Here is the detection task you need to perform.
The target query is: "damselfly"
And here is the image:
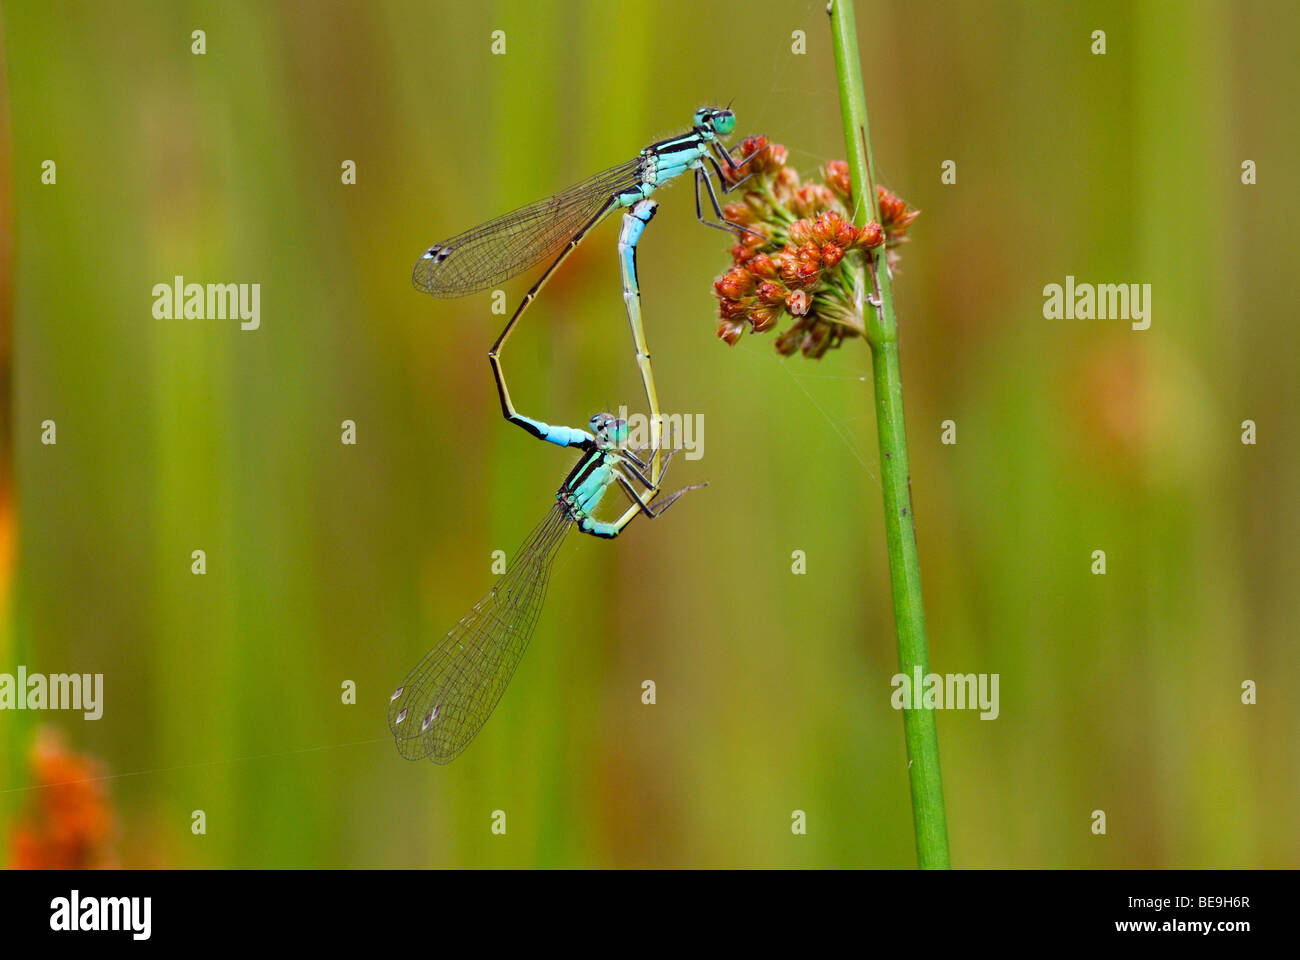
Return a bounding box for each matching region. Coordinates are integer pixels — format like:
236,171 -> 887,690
388,413 -> 703,763
412,107 -> 763,486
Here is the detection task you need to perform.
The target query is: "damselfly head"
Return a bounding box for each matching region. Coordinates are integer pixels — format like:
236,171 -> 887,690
590,412 -> 629,446
694,106 -> 736,137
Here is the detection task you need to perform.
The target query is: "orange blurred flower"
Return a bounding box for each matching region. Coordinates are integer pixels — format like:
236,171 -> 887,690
9,727 -> 116,869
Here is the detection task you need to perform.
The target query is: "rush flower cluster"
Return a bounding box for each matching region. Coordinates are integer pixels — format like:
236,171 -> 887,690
711,138 -> 919,358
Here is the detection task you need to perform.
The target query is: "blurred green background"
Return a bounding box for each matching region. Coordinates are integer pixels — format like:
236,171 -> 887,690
1,0 -> 1296,868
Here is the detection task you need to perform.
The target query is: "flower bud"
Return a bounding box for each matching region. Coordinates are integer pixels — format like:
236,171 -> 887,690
802,323 -> 832,358
775,167 -> 800,193
774,324 -> 803,356
878,185 -> 906,223
717,319 -> 745,345
716,297 -> 747,320
824,160 -> 851,199
857,221 -> 884,249
747,253 -> 778,279
713,267 -> 753,299
723,203 -> 751,224
811,211 -> 838,245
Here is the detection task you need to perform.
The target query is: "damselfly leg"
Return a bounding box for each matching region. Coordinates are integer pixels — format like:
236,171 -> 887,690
696,140 -> 774,239
488,199 -> 619,445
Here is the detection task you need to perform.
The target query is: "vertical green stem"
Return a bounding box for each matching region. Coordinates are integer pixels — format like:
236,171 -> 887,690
829,0 -> 950,869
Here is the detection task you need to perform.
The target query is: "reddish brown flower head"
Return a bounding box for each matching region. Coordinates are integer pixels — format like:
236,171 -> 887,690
708,134 -> 917,356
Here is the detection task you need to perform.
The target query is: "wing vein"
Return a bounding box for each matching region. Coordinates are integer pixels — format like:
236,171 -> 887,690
387,502 -> 573,763
412,156 -> 645,297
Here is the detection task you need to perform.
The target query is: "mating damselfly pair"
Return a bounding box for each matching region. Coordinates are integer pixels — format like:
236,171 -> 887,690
390,107 -> 764,763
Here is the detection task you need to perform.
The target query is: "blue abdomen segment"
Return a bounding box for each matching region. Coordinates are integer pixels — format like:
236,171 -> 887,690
519,417 -> 593,448
579,517 -> 621,539
619,201 -> 656,255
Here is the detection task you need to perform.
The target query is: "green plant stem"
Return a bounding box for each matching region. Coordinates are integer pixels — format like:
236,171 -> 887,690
829,0 -> 951,869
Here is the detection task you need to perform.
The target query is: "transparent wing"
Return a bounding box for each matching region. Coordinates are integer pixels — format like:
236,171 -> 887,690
388,502 -> 572,763
412,156 -> 646,298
